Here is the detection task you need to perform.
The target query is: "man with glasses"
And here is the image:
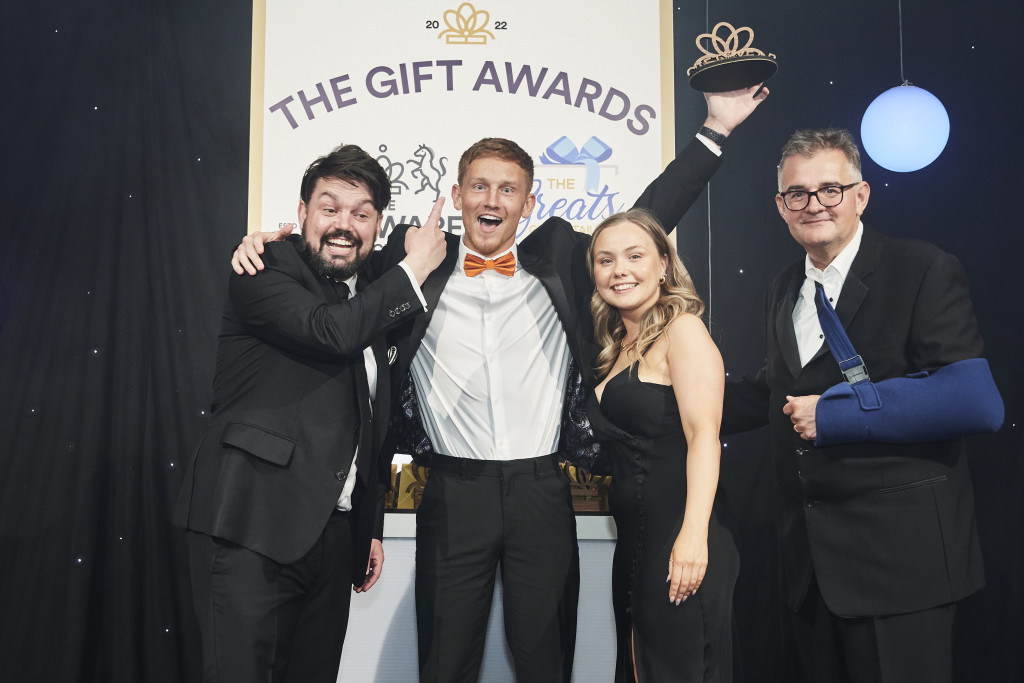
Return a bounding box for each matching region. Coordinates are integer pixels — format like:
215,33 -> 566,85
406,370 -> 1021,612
724,128 -> 986,682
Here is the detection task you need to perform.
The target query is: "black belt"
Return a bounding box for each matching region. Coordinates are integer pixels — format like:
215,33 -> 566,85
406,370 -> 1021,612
429,453 -> 560,478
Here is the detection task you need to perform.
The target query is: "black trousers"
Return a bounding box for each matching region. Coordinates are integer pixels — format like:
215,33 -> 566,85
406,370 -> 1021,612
415,453 -> 580,683
790,574 -> 957,683
186,510 -> 355,683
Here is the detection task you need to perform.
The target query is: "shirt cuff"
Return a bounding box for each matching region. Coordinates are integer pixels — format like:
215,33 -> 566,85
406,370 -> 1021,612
695,133 -> 723,157
397,261 -> 429,311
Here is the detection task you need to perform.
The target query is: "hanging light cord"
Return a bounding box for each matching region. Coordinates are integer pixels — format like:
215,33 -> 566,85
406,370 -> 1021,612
898,0 -> 911,85
704,1 -> 713,316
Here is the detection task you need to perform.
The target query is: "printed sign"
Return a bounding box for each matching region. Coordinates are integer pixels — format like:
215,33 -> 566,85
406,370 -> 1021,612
250,0 -> 675,241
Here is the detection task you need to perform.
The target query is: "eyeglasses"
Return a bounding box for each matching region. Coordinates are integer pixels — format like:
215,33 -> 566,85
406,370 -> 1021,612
779,182 -> 860,211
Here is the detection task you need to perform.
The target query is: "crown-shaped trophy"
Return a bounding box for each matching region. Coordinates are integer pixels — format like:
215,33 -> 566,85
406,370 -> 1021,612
687,21 -> 777,92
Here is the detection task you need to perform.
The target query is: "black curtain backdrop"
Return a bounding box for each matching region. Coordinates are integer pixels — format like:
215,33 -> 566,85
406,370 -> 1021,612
0,1 -> 1020,681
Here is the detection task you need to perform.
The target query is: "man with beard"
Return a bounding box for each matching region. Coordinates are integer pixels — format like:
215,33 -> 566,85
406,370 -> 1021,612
174,144 -> 446,683
234,86 -> 769,681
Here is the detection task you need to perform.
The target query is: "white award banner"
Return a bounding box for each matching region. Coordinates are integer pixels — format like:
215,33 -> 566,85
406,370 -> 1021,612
249,0 -> 676,242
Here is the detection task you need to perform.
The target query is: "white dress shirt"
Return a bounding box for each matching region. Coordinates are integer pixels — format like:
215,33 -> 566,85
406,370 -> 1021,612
402,131 -> 714,460
792,222 -> 864,367
410,241 -> 571,460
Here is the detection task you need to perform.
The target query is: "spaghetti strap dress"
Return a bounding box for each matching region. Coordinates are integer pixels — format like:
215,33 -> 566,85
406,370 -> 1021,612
590,364 -> 739,682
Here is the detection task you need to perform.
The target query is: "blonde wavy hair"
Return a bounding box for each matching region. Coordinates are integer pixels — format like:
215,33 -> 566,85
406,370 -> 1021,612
587,208 -> 705,379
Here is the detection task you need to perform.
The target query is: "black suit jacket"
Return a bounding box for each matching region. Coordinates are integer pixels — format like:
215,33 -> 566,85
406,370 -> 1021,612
174,237 -> 423,583
377,138 -> 723,468
724,226 -> 986,616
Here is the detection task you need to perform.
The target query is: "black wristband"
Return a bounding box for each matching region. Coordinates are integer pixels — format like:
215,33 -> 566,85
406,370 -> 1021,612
698,125 -> 727,147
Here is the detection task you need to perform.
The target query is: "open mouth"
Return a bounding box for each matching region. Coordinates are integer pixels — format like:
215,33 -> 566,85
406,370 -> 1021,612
612,283 -> 638,292
478,214 -> 502,229
322,231 -> 360,256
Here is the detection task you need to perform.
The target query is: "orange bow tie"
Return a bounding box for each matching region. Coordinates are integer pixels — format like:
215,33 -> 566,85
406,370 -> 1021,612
463,252 -> 516,277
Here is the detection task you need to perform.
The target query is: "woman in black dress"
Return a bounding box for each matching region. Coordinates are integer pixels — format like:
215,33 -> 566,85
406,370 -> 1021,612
587,208 -> 738,682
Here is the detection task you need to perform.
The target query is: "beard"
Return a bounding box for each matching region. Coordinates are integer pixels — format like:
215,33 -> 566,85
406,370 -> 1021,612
298,226 -> 370,281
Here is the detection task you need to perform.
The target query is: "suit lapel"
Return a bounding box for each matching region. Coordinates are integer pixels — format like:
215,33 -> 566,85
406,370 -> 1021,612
518,249 -> 572,321
798,228 -> 881,370
518,245 -> 588,379
407,232 -> 460,356
351,350 -> 373,482
347,276 -> 372,480
835,228 -> 881,329
369,336 -> 390,456
776,271 -> 804,379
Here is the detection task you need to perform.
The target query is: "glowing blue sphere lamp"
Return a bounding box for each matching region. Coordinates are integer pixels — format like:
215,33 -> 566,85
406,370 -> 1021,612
860,0 -> 950,172
861,84 -> 949,172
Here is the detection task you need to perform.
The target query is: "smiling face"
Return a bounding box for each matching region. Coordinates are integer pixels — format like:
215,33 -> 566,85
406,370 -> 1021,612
591,220 -> 668,320
452,156 -> 536,258
298,176 -> 382,280
776,149 -> 870,269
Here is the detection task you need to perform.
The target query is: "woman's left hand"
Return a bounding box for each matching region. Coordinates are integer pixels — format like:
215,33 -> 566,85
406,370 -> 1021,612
667,526 -> 708,605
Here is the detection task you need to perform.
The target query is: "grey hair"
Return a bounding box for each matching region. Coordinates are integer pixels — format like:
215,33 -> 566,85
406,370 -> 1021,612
777,128 -> 862,190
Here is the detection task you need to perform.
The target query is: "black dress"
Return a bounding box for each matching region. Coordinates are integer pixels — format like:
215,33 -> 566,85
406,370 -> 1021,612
591,364 -> 739,682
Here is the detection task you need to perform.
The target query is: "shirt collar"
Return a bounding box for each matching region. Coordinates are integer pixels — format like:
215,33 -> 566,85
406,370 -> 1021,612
803,221 -> 863,284
326,273 -> 357,297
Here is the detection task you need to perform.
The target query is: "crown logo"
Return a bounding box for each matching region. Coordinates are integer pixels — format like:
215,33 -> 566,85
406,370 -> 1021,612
687,21 -> 776,75
438,2 -> 495,45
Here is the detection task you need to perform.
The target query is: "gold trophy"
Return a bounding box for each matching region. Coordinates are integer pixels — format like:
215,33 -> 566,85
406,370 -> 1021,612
687,21 -> 777,92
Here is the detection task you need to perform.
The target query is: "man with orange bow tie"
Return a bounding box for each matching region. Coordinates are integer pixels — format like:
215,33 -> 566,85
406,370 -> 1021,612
233,85 -> 768,682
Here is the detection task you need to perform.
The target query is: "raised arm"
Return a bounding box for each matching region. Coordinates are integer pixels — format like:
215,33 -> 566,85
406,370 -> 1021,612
229,199 -> 446,361
633,83 -> 769,231
702,84 -> 771,142
232,225 -> 293,275
233,198 -> 447,282
228,246 -> 423,362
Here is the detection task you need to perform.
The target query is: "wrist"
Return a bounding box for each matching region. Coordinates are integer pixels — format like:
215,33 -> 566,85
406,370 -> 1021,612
678,520 -> 710,538
401,258 -> 425,285
698,124 -> 728,147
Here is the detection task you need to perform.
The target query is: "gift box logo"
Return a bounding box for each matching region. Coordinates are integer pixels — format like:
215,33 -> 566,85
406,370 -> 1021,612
539,136 -> 613,192
438,2 -> 495,45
